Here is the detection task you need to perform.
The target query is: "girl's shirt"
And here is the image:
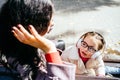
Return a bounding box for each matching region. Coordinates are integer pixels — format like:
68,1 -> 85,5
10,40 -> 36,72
78,48 -> 89,64
61,45 -> 105,76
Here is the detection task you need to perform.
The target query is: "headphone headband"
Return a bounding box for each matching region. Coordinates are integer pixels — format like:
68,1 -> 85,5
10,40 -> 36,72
76,39 -> 82,48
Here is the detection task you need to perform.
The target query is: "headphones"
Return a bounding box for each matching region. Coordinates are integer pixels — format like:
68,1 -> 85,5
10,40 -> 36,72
91,51 -> 101,59
76,38 -> 82,48
76,38 -> 101,59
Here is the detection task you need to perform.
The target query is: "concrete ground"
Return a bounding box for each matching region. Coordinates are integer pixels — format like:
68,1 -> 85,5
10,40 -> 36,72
46,0 -> 120,53
47,1 -> 120,78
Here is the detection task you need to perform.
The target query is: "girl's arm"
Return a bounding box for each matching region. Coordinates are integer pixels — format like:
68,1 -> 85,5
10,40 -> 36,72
96,57 -> 105,76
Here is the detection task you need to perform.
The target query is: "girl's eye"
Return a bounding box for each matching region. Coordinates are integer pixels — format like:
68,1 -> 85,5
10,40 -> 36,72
81,41 -> 87,47
88,47 -> 96,53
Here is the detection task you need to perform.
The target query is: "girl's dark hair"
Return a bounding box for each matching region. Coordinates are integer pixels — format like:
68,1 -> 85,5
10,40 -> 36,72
80,31 -> 106,51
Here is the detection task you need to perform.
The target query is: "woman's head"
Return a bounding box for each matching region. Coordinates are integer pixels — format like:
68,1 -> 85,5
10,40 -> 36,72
0,0 -> 54,34
0,0 -> 54,75
0,0 -> 54,48
77,31 -> 105,58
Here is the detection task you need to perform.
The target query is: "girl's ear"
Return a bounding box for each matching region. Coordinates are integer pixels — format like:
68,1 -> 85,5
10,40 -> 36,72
76,38 -> 82,48
91,51 -> 101,59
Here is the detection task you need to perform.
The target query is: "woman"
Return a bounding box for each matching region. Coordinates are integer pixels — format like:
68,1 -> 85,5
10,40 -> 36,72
0,0 -> 75,80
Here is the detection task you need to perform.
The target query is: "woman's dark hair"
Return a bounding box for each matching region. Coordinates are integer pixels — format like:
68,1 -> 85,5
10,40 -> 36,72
0,0 -> 54,50
0,0 -> 54,79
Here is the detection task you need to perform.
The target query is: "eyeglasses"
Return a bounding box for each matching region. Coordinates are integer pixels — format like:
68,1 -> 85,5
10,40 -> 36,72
81,41 -> 97,53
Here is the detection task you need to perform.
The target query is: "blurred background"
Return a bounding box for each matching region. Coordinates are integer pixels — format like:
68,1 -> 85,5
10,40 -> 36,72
45,0 -> 120,56
0,0 -> 120,59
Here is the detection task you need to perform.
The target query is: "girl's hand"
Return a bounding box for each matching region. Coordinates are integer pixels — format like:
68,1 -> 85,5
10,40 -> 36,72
12,24 -> 57,53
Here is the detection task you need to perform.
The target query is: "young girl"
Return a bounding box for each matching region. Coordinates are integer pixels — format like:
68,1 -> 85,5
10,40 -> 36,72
61,31 -> 106,76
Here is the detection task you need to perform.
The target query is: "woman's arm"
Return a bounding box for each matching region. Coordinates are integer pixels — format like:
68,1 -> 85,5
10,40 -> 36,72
12,24 -> 62,64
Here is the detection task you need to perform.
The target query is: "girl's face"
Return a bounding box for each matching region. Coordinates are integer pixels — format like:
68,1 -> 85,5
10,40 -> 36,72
79,35 -> 99,58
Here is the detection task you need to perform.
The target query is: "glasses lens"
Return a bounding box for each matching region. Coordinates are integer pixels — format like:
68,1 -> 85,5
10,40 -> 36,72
81,41 -> 97,53
81,41 -> 87,48
88,47 -> 96,53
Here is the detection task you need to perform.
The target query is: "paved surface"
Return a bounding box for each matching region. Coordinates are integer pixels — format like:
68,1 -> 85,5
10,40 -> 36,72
46,0 -> 120,52
76,75 -> 119,80
105,62 -> 120,67
0,0 -> 120,52
52,0 -> 120,13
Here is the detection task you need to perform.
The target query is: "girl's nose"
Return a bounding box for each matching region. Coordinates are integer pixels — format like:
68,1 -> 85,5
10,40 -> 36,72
84,47 -> 88,52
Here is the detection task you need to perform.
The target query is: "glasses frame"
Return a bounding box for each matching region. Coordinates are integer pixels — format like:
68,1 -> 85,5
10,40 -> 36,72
80,40 -> 97,53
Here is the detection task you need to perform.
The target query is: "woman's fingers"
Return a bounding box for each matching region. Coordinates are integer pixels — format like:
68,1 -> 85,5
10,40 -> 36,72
17,24 -> 34,41
12,25 -> 34,45
12,26 -> 26,43
28,25 -> 57,53
28,25 -> 38,36
28,25 -> 42,40
12,24 -> 57,53
28,25 -> 48,44
28,25 -> 46,46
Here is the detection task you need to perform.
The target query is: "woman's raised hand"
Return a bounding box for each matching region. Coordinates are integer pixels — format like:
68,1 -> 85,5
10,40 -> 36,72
12,24 -> 57,53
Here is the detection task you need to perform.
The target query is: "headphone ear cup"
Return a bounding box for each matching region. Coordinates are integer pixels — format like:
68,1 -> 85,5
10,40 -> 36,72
91,51 -> 101,59
76,39 -> 82,48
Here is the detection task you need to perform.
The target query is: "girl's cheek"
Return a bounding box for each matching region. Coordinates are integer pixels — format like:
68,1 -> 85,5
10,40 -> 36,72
86,53 -> 91,58
89,53 -> 94,58
80,46 -> 84,51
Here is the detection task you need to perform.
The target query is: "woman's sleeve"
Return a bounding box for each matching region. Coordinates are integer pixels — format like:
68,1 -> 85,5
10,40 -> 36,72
36,61 -> 76,80
45,52 -> 62,64
37,49 -> 76,80
47,62 -> 76,80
